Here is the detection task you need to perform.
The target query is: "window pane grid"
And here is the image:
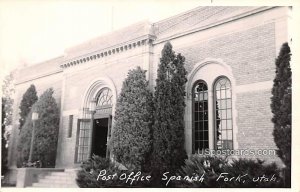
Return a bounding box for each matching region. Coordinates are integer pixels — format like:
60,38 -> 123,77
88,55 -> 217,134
76,120 -> 91,163
96,88 -> 113,107
215,77 -> 233,150
193,81 -> 209,152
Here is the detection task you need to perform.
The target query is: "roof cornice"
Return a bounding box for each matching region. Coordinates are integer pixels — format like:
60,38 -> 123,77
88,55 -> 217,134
60,34 -> 156,69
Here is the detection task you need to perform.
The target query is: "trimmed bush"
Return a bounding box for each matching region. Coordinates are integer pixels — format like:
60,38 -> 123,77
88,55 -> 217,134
151,42 -> 187,178
224,158 -> 282,188
19,84 -> 38,130
176,155 -> 228,187
110,66 -> 153,171
76,155 -> 121,187
76,155 -> 152,187
270,42 -> 291,187
17,88 -> 59,167
176,155 -> 283,188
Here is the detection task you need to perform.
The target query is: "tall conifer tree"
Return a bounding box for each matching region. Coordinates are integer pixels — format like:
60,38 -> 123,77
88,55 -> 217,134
152,42 -> 187,177
1,73 -> 14,175
271,42 -> 291,186
17,88 -> 59,167
111,67 -> 153,171
19,84 -> 38,130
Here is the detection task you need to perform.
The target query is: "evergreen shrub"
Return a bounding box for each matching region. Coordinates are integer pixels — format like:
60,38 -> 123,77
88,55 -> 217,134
271,42 -> 291,187
176,155 -> 228,187
19,84 -> 38,130
151,42 -> 187,179
17,88 -> 59,167
176,155 -> 283,188
76,155 -> 152,188
110,66 -> 153,171
17,111 -> 33,167
76,155 -> 121,188
224,158 -> 282,188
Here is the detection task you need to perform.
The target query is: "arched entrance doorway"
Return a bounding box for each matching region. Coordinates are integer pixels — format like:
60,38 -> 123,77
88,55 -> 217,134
75,77 -> 117,163
91,87 -> 113,158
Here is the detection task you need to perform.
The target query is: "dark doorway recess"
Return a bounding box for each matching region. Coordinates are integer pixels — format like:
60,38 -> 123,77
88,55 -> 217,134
91,118 -> 108,158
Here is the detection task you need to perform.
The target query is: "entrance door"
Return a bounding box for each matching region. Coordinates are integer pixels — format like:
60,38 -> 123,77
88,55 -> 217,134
91,118 -> 108,157
75,87 -> 113,163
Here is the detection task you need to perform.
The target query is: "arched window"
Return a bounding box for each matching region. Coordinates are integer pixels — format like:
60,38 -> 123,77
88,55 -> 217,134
96,87 -> 113,107
214,77 -> 233,150
193,80 -> 209,153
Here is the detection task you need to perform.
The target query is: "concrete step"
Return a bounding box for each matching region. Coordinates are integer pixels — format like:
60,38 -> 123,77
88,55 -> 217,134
30,169 -> 78,188
65,168 -> 79,173
50,172 -> 76,176
39,178 -> 75,184
31,182 -> 78,188
41,175 -> 76,180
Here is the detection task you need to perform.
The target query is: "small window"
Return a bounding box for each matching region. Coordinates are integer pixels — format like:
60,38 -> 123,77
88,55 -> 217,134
68,115 -> 73,138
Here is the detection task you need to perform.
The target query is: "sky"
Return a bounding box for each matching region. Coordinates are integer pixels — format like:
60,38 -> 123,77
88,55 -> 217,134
0,0 -> 205,76
0,0 -> 298,77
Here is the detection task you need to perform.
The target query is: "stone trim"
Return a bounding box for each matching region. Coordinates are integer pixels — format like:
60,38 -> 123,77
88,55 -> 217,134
60,35 -> 156,69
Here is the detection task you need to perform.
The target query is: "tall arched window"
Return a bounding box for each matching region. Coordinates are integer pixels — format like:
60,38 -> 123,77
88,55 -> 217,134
214,77 -> 233,150
193,80 -> 209,153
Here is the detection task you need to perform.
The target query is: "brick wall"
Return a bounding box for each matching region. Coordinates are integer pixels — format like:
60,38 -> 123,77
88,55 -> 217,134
236,90 -> 281,163
55,115 -> 78,167
177,23 -> 276,86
